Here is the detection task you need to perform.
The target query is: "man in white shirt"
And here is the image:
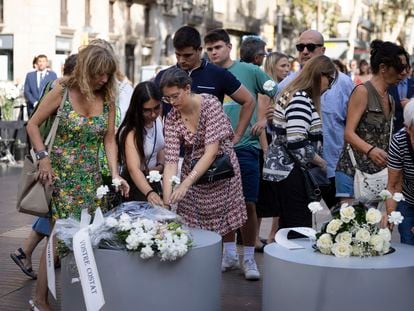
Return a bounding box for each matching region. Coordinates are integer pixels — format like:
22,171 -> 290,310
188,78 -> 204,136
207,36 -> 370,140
23,54 -> 57,115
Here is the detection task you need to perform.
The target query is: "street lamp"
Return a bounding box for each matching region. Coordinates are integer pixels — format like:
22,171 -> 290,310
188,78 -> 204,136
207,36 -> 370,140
276,11 -> 283,52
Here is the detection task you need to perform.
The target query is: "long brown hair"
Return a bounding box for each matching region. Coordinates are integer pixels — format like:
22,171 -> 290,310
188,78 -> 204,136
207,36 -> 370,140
63,44 -> 117,103
278,55 -> 337,113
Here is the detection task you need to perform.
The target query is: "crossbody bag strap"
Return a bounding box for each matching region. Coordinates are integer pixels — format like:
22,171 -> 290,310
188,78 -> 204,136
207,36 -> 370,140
347,145 -> 358,168
145,120 -> 157,168
44,88 -> 68,153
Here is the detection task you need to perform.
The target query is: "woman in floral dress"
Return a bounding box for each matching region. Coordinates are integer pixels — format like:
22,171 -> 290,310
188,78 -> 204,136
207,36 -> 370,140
161,68 -> 246,237
26,44 -> 129,311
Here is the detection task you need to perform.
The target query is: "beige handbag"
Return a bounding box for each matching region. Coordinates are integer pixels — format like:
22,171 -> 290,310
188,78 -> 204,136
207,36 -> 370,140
16,89 -> 67,216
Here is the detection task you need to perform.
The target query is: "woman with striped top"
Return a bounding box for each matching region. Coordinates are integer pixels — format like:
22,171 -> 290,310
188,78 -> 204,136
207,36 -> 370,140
386,100 -> 414,245
263,55 -> 337,232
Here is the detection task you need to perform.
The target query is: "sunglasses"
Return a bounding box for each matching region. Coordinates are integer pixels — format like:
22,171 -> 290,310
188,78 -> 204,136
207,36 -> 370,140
295,43 -> 323,52
324,73 -> 336,88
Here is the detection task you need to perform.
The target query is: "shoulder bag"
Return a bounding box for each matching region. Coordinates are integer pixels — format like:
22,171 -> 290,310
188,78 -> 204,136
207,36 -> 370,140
189,111 -> 234,185
16,89 -> 67,216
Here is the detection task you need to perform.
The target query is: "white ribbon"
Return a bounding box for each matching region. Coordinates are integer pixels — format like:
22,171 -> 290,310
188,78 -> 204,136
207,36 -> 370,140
46,228 -> 56,299
275,227 -> 316,250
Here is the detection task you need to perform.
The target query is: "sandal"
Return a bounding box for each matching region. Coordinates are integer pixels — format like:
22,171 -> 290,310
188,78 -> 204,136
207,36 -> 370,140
10,248 -> 37,280
29,299 -> 40,311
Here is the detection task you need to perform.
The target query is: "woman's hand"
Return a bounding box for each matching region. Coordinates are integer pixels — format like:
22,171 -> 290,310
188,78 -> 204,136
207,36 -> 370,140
368,147 -> 387,167
147,191 -> 164,206
169,183 -> 189,204
112,175 -> 130,198
37,157 -> 54,186
251,119 -> 267,136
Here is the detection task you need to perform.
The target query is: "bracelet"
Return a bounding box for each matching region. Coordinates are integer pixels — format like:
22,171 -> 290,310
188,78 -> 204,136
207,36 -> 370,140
189,170 -> 198,180
366,146 -> 376,156
145,190 -> 155,200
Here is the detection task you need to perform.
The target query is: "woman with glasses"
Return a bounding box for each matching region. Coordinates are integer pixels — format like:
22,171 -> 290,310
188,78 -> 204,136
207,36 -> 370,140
336,40 -> 409,204
263,55 -> 337,233
117,81 -> 165,206
160,67 -> 247,242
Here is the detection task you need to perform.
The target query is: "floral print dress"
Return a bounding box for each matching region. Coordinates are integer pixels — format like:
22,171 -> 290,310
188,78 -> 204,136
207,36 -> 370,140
50,94 -> 108,220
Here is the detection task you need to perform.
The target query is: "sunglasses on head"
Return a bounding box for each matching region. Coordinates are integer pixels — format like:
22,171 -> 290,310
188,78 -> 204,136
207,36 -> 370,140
295,43 -> 323,52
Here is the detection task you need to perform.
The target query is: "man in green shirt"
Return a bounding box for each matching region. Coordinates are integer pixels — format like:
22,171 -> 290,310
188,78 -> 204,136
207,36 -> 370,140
204,29 -> 277,280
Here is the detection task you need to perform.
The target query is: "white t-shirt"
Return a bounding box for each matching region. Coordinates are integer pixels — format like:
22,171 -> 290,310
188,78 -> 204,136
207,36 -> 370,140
144,117 -> 164,168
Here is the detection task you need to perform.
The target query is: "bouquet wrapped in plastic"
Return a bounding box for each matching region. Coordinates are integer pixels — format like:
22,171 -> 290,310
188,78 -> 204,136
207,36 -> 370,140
55,201 -> 192,261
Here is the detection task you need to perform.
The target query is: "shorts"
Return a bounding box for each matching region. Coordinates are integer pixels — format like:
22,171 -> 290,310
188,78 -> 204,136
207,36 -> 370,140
235,146 -> 260,203
32,217 -> 52,236
335,171 -> 354,198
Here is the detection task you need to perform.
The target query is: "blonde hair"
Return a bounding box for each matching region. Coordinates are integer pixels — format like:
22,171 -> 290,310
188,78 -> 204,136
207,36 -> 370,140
277,55 -> 337,113
63,44 -> 117,102
264,52 -> 289,82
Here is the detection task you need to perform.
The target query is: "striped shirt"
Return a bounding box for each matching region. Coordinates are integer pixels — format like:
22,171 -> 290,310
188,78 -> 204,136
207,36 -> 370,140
263,90 -> 323,182
387,128 -> 414,204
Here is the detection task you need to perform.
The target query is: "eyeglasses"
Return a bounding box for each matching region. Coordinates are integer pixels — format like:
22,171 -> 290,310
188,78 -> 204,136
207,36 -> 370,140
295,43 -> 324,52
162,92 -> 182,104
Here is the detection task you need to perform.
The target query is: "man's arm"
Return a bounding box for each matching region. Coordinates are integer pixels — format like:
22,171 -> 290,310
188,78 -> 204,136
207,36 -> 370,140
228,85 -> 255,144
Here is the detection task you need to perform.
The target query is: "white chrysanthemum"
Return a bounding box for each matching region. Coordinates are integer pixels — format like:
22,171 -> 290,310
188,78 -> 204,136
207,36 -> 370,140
379,189 -> 392,200
112,178 -> 122,188
392,192 -> 405,202
140,245 -> 155,259
105,217 -> 118,228
125,232 -> 140,250
388,211 -> 404,225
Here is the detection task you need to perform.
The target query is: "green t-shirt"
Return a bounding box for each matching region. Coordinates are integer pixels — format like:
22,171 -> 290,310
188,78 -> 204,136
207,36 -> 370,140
223,61 -> 277,149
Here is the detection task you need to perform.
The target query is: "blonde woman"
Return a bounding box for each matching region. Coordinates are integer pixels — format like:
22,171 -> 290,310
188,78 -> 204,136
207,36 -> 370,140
263,55 -> 337,234
26,44 -> 129,310
256,52 -> 290,248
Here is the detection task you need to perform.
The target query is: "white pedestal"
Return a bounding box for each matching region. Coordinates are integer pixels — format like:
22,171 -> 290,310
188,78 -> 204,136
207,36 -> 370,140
61,229 -> 222,311
263,239 -> 414,311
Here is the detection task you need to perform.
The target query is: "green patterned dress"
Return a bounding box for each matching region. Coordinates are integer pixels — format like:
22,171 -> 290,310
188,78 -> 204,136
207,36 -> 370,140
50,95 -> 109,220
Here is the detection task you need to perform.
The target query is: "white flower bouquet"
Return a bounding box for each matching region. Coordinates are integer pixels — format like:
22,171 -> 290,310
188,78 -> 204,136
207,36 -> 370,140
315,199 -> 404,257
0,81 -> 20,120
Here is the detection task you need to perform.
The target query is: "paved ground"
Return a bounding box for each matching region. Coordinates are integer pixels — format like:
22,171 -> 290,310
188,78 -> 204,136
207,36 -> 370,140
0,163 -> 381,311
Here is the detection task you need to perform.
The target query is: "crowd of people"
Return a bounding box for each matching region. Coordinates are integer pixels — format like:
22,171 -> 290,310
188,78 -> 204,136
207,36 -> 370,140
9,25 -> 414,311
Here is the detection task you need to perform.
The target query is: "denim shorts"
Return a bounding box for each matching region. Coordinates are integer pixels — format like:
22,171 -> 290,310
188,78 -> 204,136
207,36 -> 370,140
397,200 -> 414,245
235,146 -> 260,203
335,171 -> 354,198
32,216 -> 52,236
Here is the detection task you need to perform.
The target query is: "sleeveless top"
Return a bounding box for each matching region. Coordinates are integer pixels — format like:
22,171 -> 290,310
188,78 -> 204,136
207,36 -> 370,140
336,81 -> 394,176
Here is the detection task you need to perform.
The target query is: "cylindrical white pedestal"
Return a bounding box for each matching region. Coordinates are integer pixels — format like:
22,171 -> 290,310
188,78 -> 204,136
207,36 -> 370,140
263,239 -> 414,311
61,229 -> 222,311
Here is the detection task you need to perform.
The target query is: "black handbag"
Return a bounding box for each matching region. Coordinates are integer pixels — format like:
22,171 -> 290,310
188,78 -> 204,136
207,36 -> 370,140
190,153 -> 235,185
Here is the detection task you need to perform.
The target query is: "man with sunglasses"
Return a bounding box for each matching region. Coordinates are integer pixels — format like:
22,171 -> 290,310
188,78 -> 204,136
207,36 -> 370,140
277,29 -> 354,209
155,26 -> 255,145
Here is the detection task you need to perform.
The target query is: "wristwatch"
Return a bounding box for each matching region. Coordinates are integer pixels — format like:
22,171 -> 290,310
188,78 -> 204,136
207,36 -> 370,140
35,150 -> 49,160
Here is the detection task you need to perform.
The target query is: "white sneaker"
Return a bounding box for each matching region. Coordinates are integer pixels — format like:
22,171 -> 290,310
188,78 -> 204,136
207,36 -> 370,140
221,253 -> 240,272
243,258 -> 260,280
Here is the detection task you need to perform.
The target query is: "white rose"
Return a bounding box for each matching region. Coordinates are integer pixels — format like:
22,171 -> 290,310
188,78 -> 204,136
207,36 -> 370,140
335,231 -> 352,244
147,170 -> 162,183
369,234 -> 384,252
379,189 -> 392,200
319,247 -> 332,255
378,228 -> 392,242
326,219 -> 343,235
340,205 -> 355,223
308,201 -> 323,214
365,208 -> 382,225
316,233 -> 333,250
263,79 -> 276,92
105,217 -> 118,228
355,228 -> 371,242
331,242 -> 352,257
352,244 -> 363,256
112,178 -> 122,188
392,192 -> 405,202
388,211 -> 404,225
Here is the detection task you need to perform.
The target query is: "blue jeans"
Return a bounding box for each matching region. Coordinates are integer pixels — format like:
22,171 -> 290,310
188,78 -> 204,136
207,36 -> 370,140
397,200 -> 414,245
